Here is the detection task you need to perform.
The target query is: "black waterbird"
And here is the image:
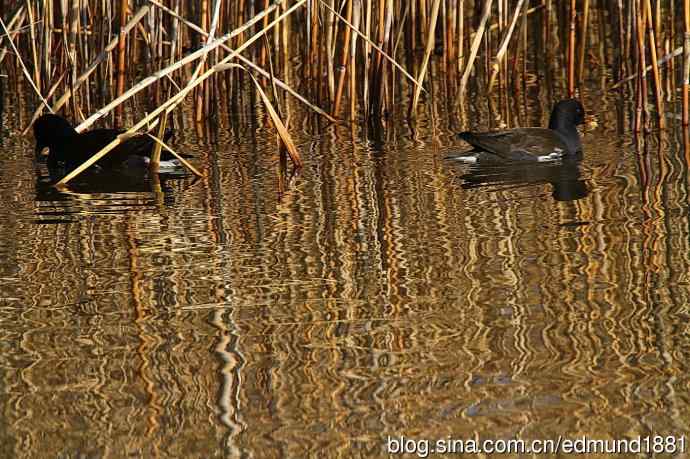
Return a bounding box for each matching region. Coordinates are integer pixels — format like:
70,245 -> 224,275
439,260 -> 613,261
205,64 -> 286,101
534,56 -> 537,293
448,99 -> 585,164
33,113 -> 184,172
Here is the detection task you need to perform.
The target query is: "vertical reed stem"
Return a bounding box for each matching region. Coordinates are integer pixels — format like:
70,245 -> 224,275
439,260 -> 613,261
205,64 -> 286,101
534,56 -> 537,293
635,0 -> 649,132
25,0 -> 40,91
643,0 -> 665,129
332,0 -> 353,117
568,0 -> 577,97
576,0 -> 589,84
410,0 -> 440,116
457,0 -> 464,72
150,115 -> 167,173
362,0 -> 371,108
326,0 -> 336,104
460,0 -> 492,98
683,0 -> 690,127
488,0 -> 526,92
349,0 -> 361,121
116,0 -> 128,120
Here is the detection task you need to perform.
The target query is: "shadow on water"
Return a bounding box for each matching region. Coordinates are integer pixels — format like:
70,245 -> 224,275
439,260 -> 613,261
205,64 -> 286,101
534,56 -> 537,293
450,156 -> 589,202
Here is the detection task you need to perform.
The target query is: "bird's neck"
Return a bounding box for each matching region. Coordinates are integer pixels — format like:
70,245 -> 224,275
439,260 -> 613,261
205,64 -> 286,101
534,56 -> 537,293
549,118 -> 581,152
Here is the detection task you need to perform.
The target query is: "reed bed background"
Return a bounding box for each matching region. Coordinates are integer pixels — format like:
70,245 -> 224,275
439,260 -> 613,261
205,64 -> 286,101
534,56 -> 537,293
2,0 -> 690,179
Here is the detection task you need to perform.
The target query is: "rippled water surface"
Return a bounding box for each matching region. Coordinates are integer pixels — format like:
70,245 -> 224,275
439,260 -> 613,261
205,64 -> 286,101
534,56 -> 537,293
1,93 -> 690,458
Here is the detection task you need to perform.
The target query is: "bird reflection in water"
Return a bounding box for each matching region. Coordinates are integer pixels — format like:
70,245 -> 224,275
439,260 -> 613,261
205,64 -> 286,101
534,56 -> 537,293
451,155 -> 588,202
32,162 -> 196,224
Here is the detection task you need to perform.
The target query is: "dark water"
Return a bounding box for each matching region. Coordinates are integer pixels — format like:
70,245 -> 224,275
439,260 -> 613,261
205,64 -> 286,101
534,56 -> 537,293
1,92 -> 690,458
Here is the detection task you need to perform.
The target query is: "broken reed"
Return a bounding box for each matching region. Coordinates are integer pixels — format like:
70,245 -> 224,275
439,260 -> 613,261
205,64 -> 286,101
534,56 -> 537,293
2,0 -> 690,149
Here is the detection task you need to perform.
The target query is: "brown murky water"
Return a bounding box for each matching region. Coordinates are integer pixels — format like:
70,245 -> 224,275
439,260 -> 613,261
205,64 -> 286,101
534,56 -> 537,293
1,90 -> 690,458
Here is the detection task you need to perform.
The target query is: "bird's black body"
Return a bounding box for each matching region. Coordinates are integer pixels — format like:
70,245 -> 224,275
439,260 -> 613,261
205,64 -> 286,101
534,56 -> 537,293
450,99 -> 586,164
33,114 -> 179,171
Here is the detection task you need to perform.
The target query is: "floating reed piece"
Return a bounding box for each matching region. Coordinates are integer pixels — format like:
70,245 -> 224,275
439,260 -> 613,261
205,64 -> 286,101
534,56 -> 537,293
4,0 -> 690,176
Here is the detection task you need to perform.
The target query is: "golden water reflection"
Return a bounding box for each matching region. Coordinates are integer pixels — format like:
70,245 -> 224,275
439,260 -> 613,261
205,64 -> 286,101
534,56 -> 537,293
1,96 -> 690,458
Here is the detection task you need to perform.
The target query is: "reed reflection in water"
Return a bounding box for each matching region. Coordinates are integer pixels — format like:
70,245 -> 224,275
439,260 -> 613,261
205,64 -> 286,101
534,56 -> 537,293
1,93 -> 690,457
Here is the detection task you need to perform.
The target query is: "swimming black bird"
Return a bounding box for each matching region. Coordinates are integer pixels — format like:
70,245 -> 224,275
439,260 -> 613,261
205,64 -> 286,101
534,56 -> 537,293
448,99 -> 585,164
33,113 -> 183,172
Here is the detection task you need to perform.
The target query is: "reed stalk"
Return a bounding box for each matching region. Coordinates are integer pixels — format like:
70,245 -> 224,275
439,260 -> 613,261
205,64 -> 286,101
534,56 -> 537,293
147,131 -> 203,177
244,69 -> 302,166
457,0 -> 464,72
488,0 -> 526,92
616,0 -> 627,80
306,0 -> 312,64
635,0 -> 650,132
683,0 -> 690,127
262,34 -> 281,116
349,0 -> 361,121
25,0 -> 39,91
576,0 -> 589,85
368,0 -> 386,117
325,0 -> 336,103
568,0 -> 577,97
195,0 -> 222,121
668,0 -> 675,102
410,0 -> 440,116
643,0 -> 665,128
610,45 -> 683,88
116,0 -> 128,120
362,0 -> 371,107
446,0 -> 456,76
149,114 -> 167,173
332,0 -> 353,117
459,0 -> 492,98
381,0 -> 393,114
